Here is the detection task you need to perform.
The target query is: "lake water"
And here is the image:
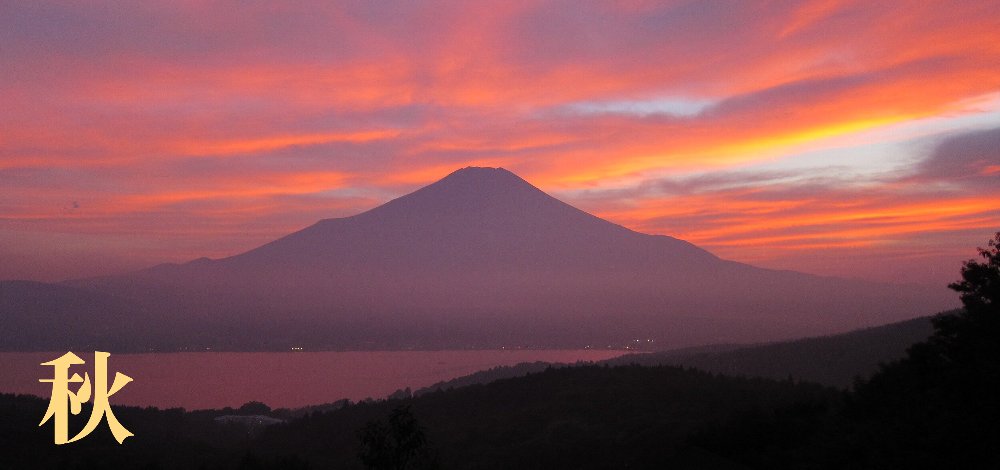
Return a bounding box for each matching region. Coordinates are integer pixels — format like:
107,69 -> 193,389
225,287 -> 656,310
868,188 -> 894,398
0,350 -> 624,410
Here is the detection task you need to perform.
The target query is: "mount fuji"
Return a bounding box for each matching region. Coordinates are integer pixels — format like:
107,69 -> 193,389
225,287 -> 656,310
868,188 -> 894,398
2,167 -> 956,350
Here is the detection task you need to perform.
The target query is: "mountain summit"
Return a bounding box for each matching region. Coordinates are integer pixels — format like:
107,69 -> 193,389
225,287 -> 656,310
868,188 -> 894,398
8,168 -> 957,351
233,166 -> 715,272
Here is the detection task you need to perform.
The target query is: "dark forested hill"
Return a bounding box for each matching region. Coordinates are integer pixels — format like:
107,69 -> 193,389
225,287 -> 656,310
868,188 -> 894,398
415,314 -> 940,394
0,364 -> 841,470
612,314 -> 940,388
257,365 -> 839,470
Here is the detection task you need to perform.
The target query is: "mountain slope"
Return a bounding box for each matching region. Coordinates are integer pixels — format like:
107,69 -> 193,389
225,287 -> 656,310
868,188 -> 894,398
238,167 -> 719,272
17,167 -> 958,350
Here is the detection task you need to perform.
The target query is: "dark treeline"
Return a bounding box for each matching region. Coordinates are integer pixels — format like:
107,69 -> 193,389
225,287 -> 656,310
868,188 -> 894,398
2,233 -> 998,469
1,365 -> 840,469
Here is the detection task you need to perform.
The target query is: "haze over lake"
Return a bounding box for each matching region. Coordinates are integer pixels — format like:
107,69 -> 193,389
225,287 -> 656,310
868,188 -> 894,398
1,350 -> 625,410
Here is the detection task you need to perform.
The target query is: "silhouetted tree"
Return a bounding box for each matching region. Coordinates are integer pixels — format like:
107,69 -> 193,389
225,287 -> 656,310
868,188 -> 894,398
847,231 -> 1000,468
357,405 -> 439,470
238,401 -> 272,415
910,230 -> 1000,370
949,231 -> 1000,313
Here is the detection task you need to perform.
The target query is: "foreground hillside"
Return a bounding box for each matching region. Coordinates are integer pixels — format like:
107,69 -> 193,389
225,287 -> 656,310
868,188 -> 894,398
0,365 -> 839,469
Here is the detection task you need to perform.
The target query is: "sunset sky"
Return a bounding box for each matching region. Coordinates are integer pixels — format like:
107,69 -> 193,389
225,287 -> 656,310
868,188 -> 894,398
2,0 -> 998,285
